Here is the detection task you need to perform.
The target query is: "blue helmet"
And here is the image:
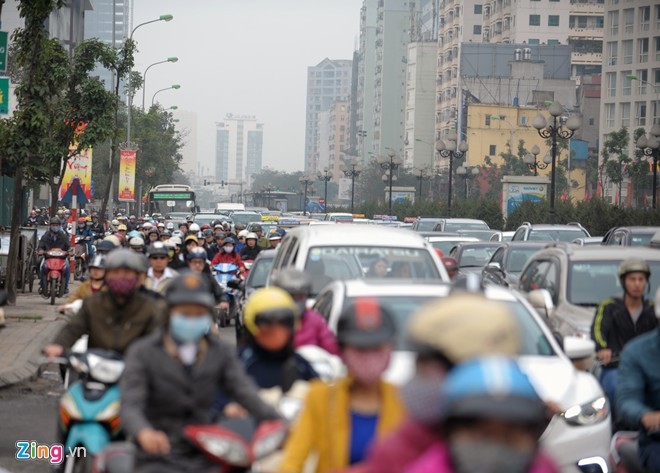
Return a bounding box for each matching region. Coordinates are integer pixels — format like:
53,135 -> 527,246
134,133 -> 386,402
223,237 -> 236,245
187,247 -> 208,261
442,357 -> 546,425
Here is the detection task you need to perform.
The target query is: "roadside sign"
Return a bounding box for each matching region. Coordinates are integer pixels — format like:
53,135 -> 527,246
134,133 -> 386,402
0,77 -> 9,114
0,31 -> 7,72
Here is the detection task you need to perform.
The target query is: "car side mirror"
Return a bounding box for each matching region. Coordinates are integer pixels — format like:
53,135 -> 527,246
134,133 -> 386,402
562,336 -> 595,360
527,289 -> 555,319
227,278 -> 243,290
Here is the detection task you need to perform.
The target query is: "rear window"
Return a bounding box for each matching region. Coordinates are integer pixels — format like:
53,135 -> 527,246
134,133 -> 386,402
528,229 -> 588,242
631,233 -> 655,246
246,256 -> 275,290
444,222 -> 489,232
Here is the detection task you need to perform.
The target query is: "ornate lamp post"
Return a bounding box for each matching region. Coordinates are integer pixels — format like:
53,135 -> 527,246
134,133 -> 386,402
636,124 -> 660,209
532,102 -> 581,224
436,133 -> 468,217
299,174 -> 314,216
141,57 -> 178,110
377,149 -> 403,214
341,158 -> 363,213
523,144 -> 551,176
412,166 -> 433,200
456,166 -> 479,199
317,167 -> 333,210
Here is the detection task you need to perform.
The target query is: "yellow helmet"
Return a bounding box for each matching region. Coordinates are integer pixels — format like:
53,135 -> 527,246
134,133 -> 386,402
243,287 -> 299,336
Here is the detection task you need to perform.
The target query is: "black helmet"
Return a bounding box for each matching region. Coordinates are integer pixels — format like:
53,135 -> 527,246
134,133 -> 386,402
96,240 -> 116,254
272,269 -> 312,296
252,224 -> 263,232
49,217 -> 61,225
147,242 -> 169,258
88,255 -> 105,269
337,298 -> 396,348
105,249 -> 148,273
166,271 -> 215,310
187,247 -> 208,261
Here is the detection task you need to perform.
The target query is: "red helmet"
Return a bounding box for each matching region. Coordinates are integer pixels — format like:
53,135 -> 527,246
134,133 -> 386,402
78,217 -> 85,224
441,256 -> 458,272
201,224 -> 212,230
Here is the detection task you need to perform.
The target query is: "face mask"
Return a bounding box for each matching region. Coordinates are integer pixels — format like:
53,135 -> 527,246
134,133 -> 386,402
51,226 -> 61,233
106,276 -> 138,298
342,346 -> 391,384
401,374 -> 446,425
170,314 -> 212,344
224,246 -> 234,253
450,439 -> 535,473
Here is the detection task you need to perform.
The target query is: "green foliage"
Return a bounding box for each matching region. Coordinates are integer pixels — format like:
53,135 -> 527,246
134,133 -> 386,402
601,128 -> 630,205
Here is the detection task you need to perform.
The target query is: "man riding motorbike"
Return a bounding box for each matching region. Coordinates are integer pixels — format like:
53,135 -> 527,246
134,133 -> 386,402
186,247 -> 229,313
38,217 -> 71,295
63,255 -> 106,305
144,242 -> 179,295
239,232 -> 262,261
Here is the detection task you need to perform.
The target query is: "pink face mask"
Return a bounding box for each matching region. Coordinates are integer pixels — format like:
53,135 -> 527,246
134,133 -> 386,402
342,346 -> 392,384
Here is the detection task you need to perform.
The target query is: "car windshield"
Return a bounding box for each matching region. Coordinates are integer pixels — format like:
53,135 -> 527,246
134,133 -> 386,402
246,256 -> 275,290
528,229 -> 588,242
193,215 -> 218,226
508,247 -> 543,273
429,240 -> 467,254
457,245 -> 501,268
416,221 -> 439,231
341,295 -> 554,355
444,222 -> 489,232
568,260 -> 660,306
231,213 -> 262,225
305,246 -> 441,295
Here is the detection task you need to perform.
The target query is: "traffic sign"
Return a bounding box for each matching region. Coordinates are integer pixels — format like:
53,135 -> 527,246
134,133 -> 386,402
0,77 -> 9,114
0,31 -> 7,72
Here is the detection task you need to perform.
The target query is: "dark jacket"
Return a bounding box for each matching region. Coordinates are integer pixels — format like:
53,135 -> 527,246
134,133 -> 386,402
591,297 -> 657,367
38,230 -> 71,252
239,245 -> 261,261
121,330 -> 279,471
238,342 -> 318,391
53,291 -> 166,354
617,329 -> 660,446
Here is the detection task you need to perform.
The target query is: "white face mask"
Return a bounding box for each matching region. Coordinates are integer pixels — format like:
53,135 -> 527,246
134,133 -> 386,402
224,246 -> 234,253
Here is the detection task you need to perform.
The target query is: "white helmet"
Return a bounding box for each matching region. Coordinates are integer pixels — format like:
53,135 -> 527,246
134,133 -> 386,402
129,236 -> 145,247
143,222 -> 154,229
238,229 -> 249,238
189,223 -> 200,232
246,232 -> 258,240
111,219 -> 119,226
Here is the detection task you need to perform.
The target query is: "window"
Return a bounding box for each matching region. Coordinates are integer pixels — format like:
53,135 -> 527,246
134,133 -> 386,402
640,6 -> 650,31
622,40 -> 633,64
621,102 -> 630,127
607,72 -> 617,97
635,101 -> 647,126
607,41 -> 618,65
473,25 -> 482,34
605,103 -> 616,128
548,39 -> 560,44
656,5 -> 660,30
639,38 -> 649,62
528,38 -> 540,44
653,101 -> 660,125
474,4 -> 482,14
529,14 -> 541,26
636,69 -> 648,94
623,9 -> 634,33
609,10 -> 619,36
622,71 -> 632,96
548,15 -> 560,26
485,114 -> 491,126
655,68 -> 660,86
656,37 -> 660,62
489,144 -> 497,155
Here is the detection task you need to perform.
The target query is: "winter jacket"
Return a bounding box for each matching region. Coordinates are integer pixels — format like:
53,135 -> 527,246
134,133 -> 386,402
405,442 -> 559,473
144,267 -> 178,295
121,329 -> 280,472
278,377 -> 406,473
591,297 -> 657,367
294,309 -> 340,355
210,250 -> 245,270
53,290 -> 166,354
38,230 -> 71,252
239,342 -> 318,390
239,244 -> 262,261
617,328 -> 660,446
66,280 -> 106,303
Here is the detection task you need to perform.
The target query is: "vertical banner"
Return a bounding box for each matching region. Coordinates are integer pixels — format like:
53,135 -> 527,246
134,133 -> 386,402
118,149 -> 137,202
59,148 -> 93,201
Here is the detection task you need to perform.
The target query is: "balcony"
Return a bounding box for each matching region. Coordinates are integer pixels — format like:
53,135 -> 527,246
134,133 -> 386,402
571,51 -> 603,64
570,1 -> 604,15
568,27 -> 603,39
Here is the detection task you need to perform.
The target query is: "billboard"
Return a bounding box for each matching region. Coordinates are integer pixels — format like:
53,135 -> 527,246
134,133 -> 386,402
504,182 -> 547,218
118,149 -> 136,202
59,148 -> 93,201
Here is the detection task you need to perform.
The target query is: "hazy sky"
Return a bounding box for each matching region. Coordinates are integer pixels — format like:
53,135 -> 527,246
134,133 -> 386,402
132,1 -> 360,174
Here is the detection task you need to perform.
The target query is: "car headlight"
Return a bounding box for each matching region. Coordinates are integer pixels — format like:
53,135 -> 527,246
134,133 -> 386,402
563,397 -> 609,426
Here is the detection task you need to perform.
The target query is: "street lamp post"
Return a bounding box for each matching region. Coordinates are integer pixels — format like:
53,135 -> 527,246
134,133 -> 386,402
436,133 -> 468,217
523,144 -> 551,176
456,166 -> 479,199
412,166 -> 433,200
142,57 -> 178,110
532,102 -> 581,224
151,84 -> 181,107
299,174 -> 314,216
130,14 -> 173,40
317,167 -> 333,210
341,158 -> 363,213
636,125 -> 660,209
377,149 -> 403,215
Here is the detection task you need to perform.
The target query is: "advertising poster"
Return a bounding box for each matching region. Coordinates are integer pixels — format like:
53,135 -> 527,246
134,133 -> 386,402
58,148 -> 93,201
118,149 -> 137,202
507,183 -> 546,216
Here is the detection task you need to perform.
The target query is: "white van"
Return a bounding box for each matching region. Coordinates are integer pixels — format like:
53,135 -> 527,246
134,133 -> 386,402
216,203 -> 245,214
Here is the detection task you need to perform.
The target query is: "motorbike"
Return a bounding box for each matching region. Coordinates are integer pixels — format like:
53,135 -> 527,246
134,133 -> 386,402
609,431 -> 648,473
213,263 -> 240,328
42,248 -> 68,305
74,237 -> 90,281
54,349 -> 125,473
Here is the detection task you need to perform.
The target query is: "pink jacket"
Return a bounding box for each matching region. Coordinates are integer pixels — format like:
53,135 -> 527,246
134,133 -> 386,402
405,443 -> 560,473
293,309 -> 340,355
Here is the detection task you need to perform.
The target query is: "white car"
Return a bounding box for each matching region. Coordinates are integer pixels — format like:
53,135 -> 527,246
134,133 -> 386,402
313,279 -> 611,473
424,234 -> 479,255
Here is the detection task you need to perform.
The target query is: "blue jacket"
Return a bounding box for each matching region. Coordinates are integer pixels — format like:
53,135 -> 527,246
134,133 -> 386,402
617,328 -> 660,446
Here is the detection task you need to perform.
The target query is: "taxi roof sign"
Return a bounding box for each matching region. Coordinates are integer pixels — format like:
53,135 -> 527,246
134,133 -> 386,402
261,215 -> 280,222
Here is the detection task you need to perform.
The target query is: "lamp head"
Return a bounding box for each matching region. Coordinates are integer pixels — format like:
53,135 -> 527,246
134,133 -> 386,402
471,167 -> 479,175
458,141 -> 469,153
531,144 -> 541,156
648,137 -> 660,150
637,134 -> 649,149
566,115 -> 581,131
167,57 -> 179,63
532,114 -> 547,130
446,141 -> 457,152
524,154 -> 534,164
381,174 -> 388,182
456,166 -> 467,175
435,140 -> 446,152
548,101 -> 563,117
543,153 -> 552,164
447,131 -> 458,141
351,158 -> 358,166
650,124 -> 660,137
160,14 -> 174,22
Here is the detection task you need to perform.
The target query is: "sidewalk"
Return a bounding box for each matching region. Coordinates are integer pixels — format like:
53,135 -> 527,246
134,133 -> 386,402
0,288 -> 74,387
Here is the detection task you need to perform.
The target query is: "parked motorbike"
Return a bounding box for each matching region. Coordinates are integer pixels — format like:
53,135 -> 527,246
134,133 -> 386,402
213,263 -> 240,328
608,431 -> 648,473
42,248 -> 68,305
54,349 -> 125,473
74,237 -> 89,281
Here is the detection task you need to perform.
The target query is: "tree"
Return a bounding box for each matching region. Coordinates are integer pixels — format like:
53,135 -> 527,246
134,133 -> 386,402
601,128 -> 630,206
477,139 -> 533,199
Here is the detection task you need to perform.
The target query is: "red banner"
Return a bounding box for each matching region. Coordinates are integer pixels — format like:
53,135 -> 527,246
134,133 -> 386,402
118,149 -> 136,202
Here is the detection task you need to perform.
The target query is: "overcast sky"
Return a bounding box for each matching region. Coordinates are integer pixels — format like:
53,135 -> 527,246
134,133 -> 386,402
132,1 -> 360,174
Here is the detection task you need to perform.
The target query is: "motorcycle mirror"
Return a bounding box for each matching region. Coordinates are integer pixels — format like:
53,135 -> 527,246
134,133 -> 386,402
227,278 -> 243,290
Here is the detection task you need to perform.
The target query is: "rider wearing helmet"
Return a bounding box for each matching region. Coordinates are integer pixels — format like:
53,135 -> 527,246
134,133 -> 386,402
120,272 -> 280,472
236,229 -> 249,253
44,249 -> 166,358
64,255 -> 107,305
591,258 -> 657,415
127,215 -> 139,232
441,256 -> 459,280
144,242 -> 179,295
129,236 -> 146,253
38,217 -> 71,295
272,269 -> 339,354
356,293 -> 522,473
239,232 -> 262,261
146,227 -> 160,244
186,247 -> 228,308
251,223 -> 269,249
406,357 -> 556,473
280,298 -> 404,472
210,237 -> 245,274
267,231 -> 282,249
188,223 -> 201,236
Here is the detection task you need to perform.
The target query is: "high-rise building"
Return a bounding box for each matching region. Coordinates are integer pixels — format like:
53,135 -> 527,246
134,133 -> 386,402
304,58 -> 352,173
317,101 -> 350,182
215,114 -> 263,186
174,110 -> 198,179
356,0 -> 379,164
599,0 -> 660,203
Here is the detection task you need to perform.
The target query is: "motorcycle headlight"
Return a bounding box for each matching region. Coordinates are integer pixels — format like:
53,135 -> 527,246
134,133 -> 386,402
563,397 -> 609,426
87,353 -> 125,384
197,433 -> 249,466
253,429 -> 287,460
